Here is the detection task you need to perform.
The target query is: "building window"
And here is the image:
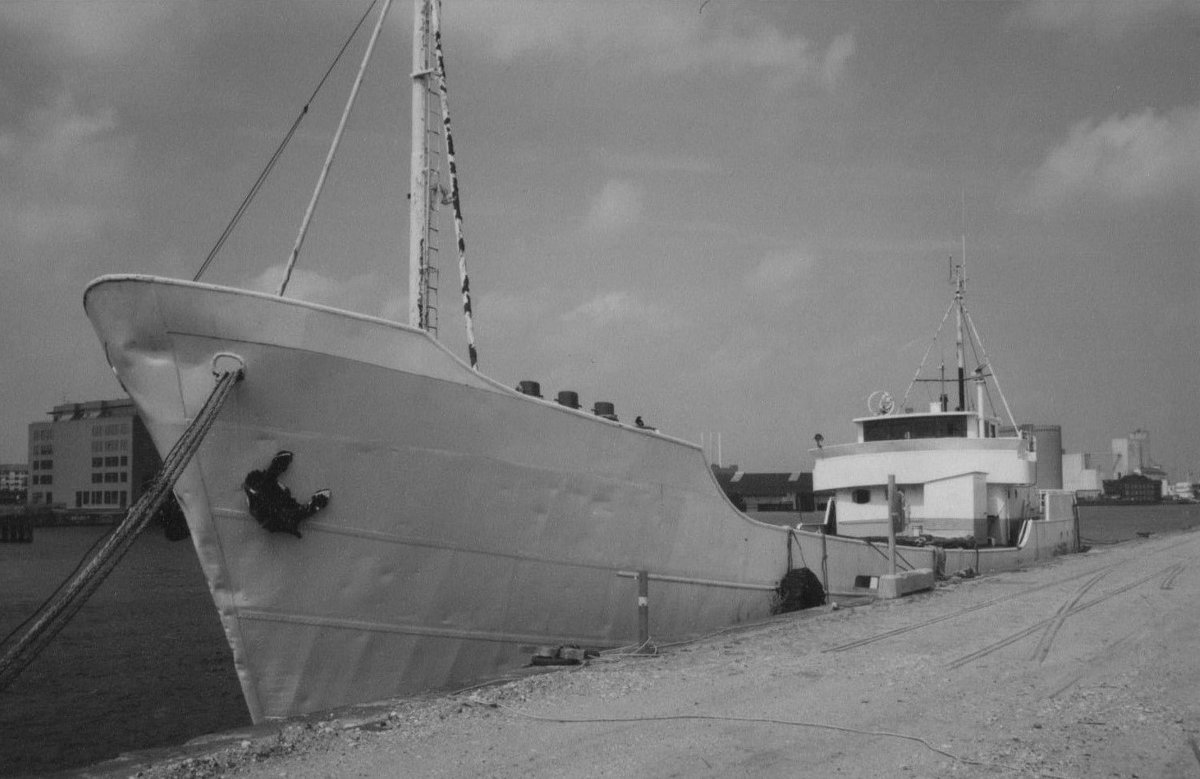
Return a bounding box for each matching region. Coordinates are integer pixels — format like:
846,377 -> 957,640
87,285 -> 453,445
92,457 -> 103,468
92,490 -> 102,504
105,456 -> 119,467
119,492 -> 127,508
92,473 -> 103,484
104,472 -> 119,483
852,489 -> 871,504
119,472 -> 127,483
120,456 -> 128,466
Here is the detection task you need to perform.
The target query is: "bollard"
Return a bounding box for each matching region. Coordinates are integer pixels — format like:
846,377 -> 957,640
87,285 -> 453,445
887,475 -> 897,577
637,570 -> 649,648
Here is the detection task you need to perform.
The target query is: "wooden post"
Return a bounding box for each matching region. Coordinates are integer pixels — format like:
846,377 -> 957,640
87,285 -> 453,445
887,475 -> 897,577
637,570 -> 649,648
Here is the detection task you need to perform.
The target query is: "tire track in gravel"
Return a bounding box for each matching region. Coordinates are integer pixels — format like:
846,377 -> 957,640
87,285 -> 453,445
1029,569 -> 1111,664
948,561 -> 1187,670
826,531 -> 1198,658
824,562 -> 1123,654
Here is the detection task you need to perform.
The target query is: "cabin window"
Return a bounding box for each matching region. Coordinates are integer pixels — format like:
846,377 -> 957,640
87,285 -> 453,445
852,489 -> 871,504
863,416 -> 967,442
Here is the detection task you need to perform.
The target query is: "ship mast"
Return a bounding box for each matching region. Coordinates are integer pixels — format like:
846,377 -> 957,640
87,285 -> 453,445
409,0 -> 435,330
407,0 -> 479,370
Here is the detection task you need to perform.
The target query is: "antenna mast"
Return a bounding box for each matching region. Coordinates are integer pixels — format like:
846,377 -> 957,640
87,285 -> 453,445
954,189 -> 967,411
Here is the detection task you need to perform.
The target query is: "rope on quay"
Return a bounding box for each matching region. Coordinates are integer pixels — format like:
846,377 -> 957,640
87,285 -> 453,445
494,704 -> 1071,778
0,368 -> 243,693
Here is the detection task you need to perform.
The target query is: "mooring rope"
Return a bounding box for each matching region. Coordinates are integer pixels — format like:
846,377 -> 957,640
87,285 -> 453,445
0,368 -> 242,693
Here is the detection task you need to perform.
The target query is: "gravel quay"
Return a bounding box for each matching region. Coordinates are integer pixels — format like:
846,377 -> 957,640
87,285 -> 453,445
86,526 -> 1200,779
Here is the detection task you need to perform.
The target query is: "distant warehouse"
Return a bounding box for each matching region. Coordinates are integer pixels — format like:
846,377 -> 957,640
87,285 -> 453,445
711,465 -> 815,526
27,399 -> 161,515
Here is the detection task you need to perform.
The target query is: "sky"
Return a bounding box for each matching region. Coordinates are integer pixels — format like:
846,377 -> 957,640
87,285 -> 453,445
0,0 -> 1197,479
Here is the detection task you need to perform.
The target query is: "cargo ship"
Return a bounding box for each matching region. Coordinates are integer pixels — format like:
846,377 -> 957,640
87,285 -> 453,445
84,0 -> 1078,723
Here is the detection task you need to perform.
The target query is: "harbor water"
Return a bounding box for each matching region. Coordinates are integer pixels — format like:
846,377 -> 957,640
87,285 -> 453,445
0,527 -> 247,777
2,505 -> 1199,776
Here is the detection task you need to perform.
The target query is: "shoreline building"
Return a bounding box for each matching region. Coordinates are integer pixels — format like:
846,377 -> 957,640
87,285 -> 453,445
27,399 -> 161,514
1111,429 -> 1168,498
1062,453 -> 1103,500
711,465 -> 815,525
1,463 -> 28,504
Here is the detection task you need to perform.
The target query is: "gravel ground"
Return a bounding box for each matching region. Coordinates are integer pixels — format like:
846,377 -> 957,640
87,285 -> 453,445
103,527 -> 1200,779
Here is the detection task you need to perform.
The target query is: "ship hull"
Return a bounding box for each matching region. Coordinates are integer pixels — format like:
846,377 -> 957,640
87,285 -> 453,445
84,275 -> 1078,722
84,275 -> 802,721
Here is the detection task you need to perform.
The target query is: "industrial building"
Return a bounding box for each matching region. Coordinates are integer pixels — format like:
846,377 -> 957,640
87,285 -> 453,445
1102,473 -> 1163,503
1109,429 -> 1169,498
26,399 -> 161,514
1062,453 -> 1104,499
1,463 -> 28,499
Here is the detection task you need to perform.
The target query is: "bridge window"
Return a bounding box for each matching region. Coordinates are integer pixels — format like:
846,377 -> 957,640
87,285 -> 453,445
863,416 -> 967,442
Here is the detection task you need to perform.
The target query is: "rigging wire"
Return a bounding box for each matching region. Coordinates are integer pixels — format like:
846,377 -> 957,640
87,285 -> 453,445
192,0 -> 380,282
901,298 -> 955,409
964,308 -> 1019,431
279,0 -> 394,296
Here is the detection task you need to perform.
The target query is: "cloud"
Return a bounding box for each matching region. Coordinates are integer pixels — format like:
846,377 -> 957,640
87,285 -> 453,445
1027,105 -> 1200,207
591,148 -> 717,175
584,179 -> 644,235
248,264 -> 404,320
448,3 -> 853,89
0,1 -> 204,63
745,250 -> 815,302
1015,0 -> 1196,38
476,288 -> 554,329
0,0 -> 213,62
562,290 -> 680,331
0,92 -> 135,242
821,32 -> 856,88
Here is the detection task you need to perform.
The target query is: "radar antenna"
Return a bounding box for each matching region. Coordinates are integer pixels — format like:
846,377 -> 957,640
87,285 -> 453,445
867,390 -> 896,416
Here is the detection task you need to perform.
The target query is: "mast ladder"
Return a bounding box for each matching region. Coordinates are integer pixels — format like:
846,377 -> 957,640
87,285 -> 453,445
420,80 -> 442,336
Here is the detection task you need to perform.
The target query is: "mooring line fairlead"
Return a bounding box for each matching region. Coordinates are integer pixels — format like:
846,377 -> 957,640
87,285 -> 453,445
0,367 -> 243,694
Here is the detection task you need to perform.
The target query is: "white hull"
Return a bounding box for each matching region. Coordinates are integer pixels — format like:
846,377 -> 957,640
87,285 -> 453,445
85,275 -> 800,721
84,275 -> 1078,722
